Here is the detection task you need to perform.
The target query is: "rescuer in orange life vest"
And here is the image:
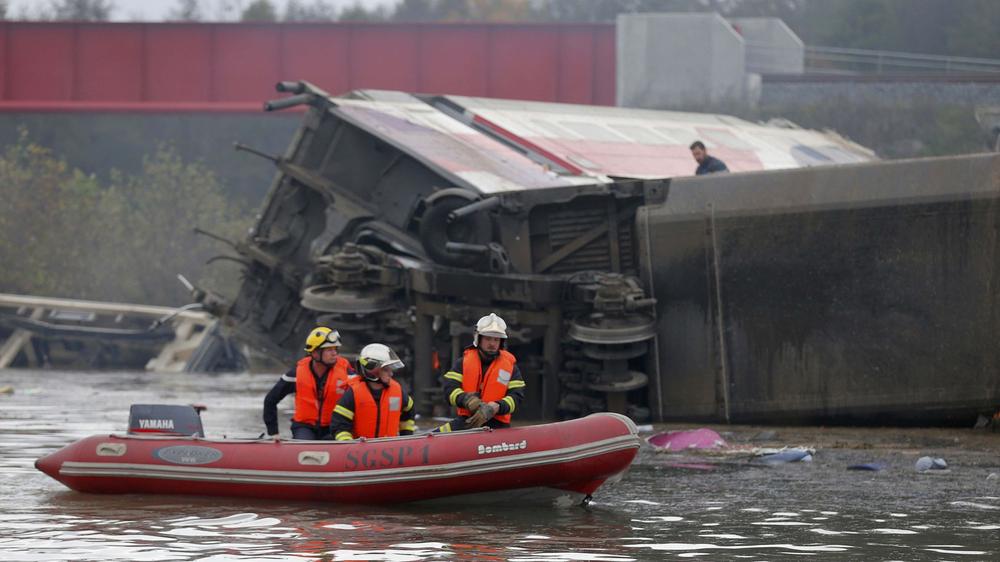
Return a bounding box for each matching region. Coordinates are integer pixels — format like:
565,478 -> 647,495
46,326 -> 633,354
263,327 -> 356,440
330,343 -> 417,440
435,313 -> 526,432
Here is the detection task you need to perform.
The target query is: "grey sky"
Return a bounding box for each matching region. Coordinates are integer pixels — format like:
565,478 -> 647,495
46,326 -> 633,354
8,0 -> 399,21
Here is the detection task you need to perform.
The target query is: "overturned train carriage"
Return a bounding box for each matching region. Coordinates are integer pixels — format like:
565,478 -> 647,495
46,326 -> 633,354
202,81 -> 1000,424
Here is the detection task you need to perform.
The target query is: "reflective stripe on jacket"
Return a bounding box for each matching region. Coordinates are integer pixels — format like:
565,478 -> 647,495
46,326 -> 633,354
291,356 -> 351,426
457,348 -> 515,424
347,377 -> 403,439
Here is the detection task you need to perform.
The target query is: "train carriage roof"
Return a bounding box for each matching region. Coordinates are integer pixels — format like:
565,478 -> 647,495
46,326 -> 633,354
326,89 -> 875,195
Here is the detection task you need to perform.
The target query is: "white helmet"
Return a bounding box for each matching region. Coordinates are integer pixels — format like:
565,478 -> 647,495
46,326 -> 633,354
474,313 -> 507,347
357,343 -> 404,380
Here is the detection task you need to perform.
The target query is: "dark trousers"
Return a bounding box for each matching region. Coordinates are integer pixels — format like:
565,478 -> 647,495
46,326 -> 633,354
291,423 -> 330,440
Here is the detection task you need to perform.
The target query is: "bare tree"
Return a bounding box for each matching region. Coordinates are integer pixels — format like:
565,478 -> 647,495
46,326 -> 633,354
284,0 -> 338,22
168,0 -> 201,21
48,0 -> 115,21
213,0 -> 246,21
339,1 -> 390,21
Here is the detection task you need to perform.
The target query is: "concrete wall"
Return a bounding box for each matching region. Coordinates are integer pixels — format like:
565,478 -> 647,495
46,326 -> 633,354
730,17 -> 804,74
617,13 -> 749,108
762,80 -> 1000,106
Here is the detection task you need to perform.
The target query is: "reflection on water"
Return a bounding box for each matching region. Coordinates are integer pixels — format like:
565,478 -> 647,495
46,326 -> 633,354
1,370 -> 998,561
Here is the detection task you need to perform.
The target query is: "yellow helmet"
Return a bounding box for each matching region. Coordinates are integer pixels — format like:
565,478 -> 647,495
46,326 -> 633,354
304,327 -> 342,353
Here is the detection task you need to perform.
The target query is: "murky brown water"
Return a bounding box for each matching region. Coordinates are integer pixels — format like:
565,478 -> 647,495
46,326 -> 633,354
1,369 -> 998,561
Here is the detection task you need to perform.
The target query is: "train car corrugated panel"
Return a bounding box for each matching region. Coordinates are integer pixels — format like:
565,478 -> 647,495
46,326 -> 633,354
144,26 -> 213,102
639,153 -> 1000,424
532,203 -> 637,274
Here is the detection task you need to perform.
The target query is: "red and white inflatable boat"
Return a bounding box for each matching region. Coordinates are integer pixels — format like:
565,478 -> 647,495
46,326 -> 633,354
35,407 -> 640,505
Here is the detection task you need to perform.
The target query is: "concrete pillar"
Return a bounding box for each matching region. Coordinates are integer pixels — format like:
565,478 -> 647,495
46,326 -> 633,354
728,17 -> 804,75
617,13 -> 748,109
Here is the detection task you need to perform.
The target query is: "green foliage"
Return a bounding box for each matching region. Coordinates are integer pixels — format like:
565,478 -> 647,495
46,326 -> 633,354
945,0 -> 1000,59
0,130 -> 250,306
751,99 -> 986,159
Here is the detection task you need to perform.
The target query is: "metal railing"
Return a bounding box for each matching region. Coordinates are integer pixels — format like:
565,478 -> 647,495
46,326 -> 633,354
806,45 -> 1000,75
744,41 -> 1000,75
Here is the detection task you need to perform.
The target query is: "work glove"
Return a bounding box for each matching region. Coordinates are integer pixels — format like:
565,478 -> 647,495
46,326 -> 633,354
466,401 -> 499,428
463,394 -> 483,413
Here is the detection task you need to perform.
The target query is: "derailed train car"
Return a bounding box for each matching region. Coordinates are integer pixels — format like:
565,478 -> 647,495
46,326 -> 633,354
198,81 -> 1000,424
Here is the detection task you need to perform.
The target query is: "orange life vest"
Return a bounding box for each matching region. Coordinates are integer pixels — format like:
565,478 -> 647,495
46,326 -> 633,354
457,348 -> 516,424
292,356 -> 351,427
348,377 -> 403,438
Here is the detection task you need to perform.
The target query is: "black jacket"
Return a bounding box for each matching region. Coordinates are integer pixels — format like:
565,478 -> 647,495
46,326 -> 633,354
696,155 -> 729,175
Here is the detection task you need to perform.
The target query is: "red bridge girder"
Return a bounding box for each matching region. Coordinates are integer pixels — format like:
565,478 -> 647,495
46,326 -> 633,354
0,21 -> 615,112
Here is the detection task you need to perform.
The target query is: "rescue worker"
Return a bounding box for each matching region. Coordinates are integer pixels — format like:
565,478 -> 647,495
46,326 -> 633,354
330,343 -> 416,440
436,313 -> 526,432
263,327 -> 356,440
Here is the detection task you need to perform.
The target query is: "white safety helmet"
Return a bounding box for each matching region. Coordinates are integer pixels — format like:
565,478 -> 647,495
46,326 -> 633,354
357,343 -> 404,381
474,313 -> 508,347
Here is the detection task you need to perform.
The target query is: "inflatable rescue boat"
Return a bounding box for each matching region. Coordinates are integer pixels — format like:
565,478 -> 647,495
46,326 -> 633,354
35,405 -> 640,505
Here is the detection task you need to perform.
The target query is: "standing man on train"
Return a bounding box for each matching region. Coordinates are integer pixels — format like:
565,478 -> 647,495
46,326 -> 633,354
263,327 -> 356,440
690,140 -> 729,175
436,313 -> 526,432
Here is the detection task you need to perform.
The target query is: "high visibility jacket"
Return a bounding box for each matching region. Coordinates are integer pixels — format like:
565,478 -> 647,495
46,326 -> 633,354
292,356 -> 352,427
348,377 -> 404,439
457,348 -> 516,424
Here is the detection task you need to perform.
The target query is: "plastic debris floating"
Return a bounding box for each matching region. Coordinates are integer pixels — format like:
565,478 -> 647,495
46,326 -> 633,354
646,428 -> 728,451
915,456 -> 949,473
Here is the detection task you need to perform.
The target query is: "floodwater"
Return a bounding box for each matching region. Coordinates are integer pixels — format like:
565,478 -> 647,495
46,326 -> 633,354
1,370 -> 998,561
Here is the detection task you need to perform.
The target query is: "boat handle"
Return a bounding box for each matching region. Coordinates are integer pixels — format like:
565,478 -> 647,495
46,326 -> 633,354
298,451 -> 330,466
96,443 -> 127,456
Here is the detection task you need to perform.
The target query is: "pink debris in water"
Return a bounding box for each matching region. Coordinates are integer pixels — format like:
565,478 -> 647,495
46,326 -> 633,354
647,428 -> 728,451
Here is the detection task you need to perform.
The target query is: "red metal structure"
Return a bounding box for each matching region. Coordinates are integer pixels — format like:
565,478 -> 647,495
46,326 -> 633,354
0,21 -> 616,112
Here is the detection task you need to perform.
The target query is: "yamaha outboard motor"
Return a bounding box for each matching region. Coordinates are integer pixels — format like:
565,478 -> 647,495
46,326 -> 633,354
127,404 -> 205,437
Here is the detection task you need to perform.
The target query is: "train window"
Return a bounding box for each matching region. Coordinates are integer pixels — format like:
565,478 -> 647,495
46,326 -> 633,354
610,124 -> 671,144
699,128 -> 753,150
790,145 -> 833,165
814,146 -> 869,163
561,121 -> 631,142
652,127 -> 691,144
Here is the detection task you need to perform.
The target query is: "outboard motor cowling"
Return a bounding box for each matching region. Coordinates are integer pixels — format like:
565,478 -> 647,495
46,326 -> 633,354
127,404 -> 204,437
